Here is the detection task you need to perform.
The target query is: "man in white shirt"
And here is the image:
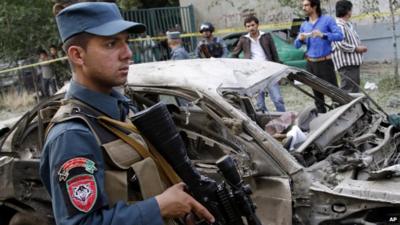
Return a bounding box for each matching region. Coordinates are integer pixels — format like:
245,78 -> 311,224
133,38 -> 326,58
232,16 -> 286,112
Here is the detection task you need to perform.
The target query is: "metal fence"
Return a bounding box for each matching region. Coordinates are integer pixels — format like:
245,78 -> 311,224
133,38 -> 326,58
123,5 -> 197,63
123,5 -> 195,38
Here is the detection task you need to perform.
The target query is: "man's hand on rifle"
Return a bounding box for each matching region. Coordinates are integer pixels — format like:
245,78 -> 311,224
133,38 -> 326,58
156,182 -> 215,224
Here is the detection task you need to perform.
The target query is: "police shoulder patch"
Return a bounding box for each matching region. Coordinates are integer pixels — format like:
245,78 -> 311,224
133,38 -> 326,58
58,157 -> 97,181
57,156 -> 102,215
66,174 -> 98,213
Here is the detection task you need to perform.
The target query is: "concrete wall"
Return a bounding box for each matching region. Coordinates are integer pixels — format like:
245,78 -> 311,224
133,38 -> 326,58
356,22 -> 400,62
179,0 -> 298,30
179,0 -> 400,62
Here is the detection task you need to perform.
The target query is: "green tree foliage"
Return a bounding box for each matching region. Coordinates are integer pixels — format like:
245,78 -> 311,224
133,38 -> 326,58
117,0 -> 179,10
0,0 -> 58,63
0,0 -> 179,63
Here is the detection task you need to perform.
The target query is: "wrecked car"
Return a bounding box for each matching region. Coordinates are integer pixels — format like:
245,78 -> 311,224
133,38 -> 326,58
1,58 -> 400,225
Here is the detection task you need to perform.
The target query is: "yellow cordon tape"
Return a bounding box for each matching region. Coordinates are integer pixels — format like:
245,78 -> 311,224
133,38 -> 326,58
1,10 -> 399,75
0,57 -> 68,75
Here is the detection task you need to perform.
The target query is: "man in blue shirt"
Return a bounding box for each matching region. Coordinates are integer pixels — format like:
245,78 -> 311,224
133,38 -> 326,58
295,0 -> 343,113
40,2 -> 214,225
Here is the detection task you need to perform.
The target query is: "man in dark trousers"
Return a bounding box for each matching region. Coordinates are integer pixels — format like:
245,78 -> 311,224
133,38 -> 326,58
332,0 -> 368,93
295,0 -> 343,113
39,2 -> 214,225
232,15 -> 286,112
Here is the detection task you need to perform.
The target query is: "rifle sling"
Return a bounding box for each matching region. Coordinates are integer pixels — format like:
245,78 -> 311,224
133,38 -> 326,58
97,115 -> 181,185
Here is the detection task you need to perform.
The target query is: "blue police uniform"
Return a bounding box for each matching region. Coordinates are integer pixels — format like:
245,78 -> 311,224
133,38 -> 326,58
170,46 -> 190,60
195,37 -> 228,58
39,80 -> 164,225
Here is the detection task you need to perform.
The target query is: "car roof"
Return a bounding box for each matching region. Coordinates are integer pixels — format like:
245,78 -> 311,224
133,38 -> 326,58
127,58 -> 289,96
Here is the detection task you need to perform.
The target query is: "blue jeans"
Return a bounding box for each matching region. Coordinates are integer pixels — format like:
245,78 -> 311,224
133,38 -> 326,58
256,83 -> 286,112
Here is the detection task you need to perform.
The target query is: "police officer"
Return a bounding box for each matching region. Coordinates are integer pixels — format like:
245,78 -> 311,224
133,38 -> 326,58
39,2 -> 214,225
195,22 -> 228,58
167,31 -> 190,60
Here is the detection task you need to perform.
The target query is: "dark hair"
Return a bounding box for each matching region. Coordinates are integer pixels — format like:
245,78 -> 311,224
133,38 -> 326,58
50,44 -> 57,49
244,15 -> 259,26
336,0 -> 353,18
308,0 -> 322,17
38,49 -> 48,56
62,32 -> 94,71
62,32 -> 94,52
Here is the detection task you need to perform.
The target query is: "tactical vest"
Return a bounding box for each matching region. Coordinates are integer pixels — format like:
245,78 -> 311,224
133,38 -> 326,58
199,38 -> 224,58
44,98 -> 177,223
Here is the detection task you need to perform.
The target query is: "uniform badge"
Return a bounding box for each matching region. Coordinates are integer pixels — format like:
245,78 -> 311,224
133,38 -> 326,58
66,174 -> 98,213
58,157 -> 97,181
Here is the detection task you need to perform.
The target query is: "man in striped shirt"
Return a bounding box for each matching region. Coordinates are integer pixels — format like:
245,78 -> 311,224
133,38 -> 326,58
332,0 -> 368,93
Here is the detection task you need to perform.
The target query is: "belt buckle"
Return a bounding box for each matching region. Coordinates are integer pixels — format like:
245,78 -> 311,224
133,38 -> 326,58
307,57 -> 318,62
307,56 -> 328,62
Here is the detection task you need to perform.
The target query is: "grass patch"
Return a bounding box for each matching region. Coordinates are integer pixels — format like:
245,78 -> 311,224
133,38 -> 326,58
378,77 -> 400,91
361,64 -> 400,114
0,88 -> 36,112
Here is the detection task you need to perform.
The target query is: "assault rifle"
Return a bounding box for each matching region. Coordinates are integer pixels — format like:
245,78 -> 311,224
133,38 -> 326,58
132,102 -> 262,225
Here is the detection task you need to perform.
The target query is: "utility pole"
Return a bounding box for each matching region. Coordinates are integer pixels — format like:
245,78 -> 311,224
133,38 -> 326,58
389,0 -> 399,84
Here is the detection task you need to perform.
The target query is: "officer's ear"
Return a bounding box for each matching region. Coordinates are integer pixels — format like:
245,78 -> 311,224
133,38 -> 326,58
67,46 -> 86,67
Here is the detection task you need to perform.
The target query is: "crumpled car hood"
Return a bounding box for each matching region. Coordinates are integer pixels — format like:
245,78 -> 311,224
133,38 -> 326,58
128,58 -> 288,96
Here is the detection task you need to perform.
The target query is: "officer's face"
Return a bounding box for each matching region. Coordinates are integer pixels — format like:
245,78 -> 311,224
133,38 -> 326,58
79,32 -> 132,93
202,30 -> 212,39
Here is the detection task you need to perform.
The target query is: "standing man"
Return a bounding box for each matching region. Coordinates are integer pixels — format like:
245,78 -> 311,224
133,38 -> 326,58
40,2 -> 214,225
49,44 -> 63,89
232,16 -> 286,112
332,0 -> 367,93
295,0 -> 343,113
50,44 -> 72,87
195,22 -> 228,58
167,31 -> 190,60
139,32 -> 157,63
38,49 -> 55,97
